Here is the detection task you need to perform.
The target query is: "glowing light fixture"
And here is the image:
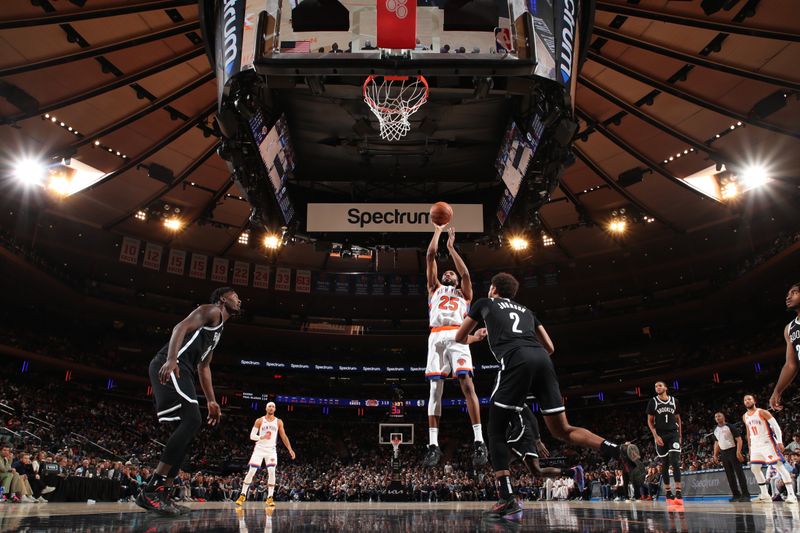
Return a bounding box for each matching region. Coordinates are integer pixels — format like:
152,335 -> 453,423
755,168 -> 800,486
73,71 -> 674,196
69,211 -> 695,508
263,234 -> 281,250
509,237 -> 529,251
13,158 -> 47,187
542,233 -> 555,247
739,165 -> 769,189
238,232 -> 250,245
163,217 -> 183,231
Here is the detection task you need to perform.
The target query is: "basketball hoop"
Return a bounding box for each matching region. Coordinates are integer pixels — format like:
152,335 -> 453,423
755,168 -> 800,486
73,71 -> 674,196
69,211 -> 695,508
363,75 -> 429,141
390,435 -> 402,456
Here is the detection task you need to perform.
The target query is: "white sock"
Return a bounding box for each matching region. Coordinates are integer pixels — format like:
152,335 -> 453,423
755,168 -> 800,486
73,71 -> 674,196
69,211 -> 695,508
240,483 -> 250,496
759,483 -> 770,497
429,427 -> 439,447
268,486 -> 274,498
472,424 -> 483,442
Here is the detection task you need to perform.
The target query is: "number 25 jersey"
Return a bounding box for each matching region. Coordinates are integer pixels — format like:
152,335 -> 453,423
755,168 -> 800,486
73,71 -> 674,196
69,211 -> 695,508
429,285 -> 469,328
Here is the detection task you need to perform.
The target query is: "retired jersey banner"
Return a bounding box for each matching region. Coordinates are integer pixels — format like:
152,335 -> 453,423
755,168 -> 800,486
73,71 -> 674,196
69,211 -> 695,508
377,0 -> 416,49
306,204 -> 484,233
189,253 -> 208,279
211,257 -> 229,283
166,249 -> 186,275
253,265 -> 270,289
142,242 -> 163,270
232,261 -> 250,286
119,237 -> 140,265
275,267 -> 291,291
296,269 -> 311,293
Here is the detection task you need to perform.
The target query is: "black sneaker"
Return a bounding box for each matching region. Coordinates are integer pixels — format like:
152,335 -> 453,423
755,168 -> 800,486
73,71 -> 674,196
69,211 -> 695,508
423,444 -> 442,467
737,495 -> 752,502
168,486 -> 191,515
473,441 -> 489,466
664,490 -> 674,501
483,497 -> 523,521
135,486 -> 181,515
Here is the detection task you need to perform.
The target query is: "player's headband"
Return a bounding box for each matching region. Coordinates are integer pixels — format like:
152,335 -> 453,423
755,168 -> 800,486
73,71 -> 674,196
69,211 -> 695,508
266,402 -> 276,409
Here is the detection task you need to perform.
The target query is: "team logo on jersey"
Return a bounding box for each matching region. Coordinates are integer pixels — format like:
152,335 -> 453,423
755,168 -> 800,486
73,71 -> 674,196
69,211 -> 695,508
457,358 -> 466,367
672,442 -> 680,450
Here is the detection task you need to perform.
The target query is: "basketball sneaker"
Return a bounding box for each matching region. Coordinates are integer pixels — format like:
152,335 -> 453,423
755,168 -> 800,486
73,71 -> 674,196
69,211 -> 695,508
784,493 -> 798,504
236,494 -> 246,506
473,441 -> 489,466
569,465 -> 585,491
483,497 -> 523,521
754,493 -> 773,504
135,485 -> 181,515
266,497 -> 275,507
169,486 -> 191,515
423,444 -> 442,467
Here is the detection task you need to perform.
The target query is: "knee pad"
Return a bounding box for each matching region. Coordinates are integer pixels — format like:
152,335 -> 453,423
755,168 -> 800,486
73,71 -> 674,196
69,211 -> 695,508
267,466 -> 276,485
428,380 -> 444,417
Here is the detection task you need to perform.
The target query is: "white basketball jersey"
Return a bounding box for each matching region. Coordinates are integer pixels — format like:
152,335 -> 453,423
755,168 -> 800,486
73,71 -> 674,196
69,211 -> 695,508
429,285 -> 469,328
744,410 -> 774,446
256,417 -> 279,448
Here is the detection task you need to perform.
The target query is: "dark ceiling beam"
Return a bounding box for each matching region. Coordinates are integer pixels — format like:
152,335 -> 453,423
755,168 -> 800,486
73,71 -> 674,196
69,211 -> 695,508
105,142 -> 219,230
578,77 -> 723,160
58,73 -> 214,157
594,1 -> 800,42
558,181 -> 603,230
593,27 -> 800,92
587,51 -> 800,140
572,145 -> 684,235
0,0 -> 197,29
218,219 -> 252,257
1,48 -> 204,125
88,103 -> 216,192
168,179 -> 236,243
576,107 -> 715,202
0,20 -> 201,77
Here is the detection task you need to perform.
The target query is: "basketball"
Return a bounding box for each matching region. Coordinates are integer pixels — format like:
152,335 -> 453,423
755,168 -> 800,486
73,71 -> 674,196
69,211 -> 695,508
430,202 -> 453,226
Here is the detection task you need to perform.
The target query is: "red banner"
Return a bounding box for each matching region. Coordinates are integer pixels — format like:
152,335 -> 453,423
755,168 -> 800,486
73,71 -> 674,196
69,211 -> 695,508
119,237 -> 140,265
253,265 -> 270,289
296,269 -> 311,293
142,243 -> 162,270
232,261 -> 250,286
166,249 -> 186,275
211,258 -> 229,283
377,0 -> 416,49
275,267 -> 291,292
189,253 -> 208,279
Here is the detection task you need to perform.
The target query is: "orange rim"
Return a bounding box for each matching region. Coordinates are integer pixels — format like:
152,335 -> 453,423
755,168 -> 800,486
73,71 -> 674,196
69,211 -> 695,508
363,75 -> 429,114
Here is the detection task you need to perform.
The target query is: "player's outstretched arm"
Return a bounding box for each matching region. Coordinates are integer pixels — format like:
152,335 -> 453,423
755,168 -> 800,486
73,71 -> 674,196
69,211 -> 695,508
446,227 -> 472,301
455,316 -> 477,344
198,352 -> 220,426
535,324 -> 555,355
426,225 -> 444,293
770,325 -> 798,411
278,420 -> 295,460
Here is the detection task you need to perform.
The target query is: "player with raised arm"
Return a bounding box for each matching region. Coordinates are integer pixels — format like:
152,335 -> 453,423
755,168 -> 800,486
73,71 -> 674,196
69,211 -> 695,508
646,381 -> 683,503
423,225 -> 488,467
743,394 -> 797,503
455,272 -> 624,520
236,402 -> 295,507
137,287 -> 240,515
770,282 -> 800,412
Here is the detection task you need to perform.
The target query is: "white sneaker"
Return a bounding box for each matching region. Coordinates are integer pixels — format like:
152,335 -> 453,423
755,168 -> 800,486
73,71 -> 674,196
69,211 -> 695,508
38,497 -> 48,504
41,486 -> 56,495
755,494 -> 773,504
21,495 -> 35,504
784,493 -> 798,504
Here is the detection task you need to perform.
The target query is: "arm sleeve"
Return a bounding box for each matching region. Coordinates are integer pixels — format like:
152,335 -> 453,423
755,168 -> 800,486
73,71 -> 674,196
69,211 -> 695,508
250,426 -> 260,441
467,298 -> 489,321
767,416 -> 783,443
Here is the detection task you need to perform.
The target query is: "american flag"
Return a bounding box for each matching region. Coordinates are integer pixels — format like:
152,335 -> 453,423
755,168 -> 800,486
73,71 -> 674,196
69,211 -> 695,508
280,40 -> 312,53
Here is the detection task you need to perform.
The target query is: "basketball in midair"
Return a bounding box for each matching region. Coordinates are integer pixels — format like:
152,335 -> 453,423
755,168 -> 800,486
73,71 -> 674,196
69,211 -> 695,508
430,202 -> 453,226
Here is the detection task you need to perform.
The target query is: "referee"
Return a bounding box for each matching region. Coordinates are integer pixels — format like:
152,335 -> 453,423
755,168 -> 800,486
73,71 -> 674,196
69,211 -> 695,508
712,412 -> 750,502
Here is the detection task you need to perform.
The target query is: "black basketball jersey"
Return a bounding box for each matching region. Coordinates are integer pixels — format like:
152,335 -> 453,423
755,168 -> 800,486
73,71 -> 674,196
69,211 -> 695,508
156,314 -> 223,373
468,297 -> 544,362
646,395 -> 680,433
788,317 -> 800,362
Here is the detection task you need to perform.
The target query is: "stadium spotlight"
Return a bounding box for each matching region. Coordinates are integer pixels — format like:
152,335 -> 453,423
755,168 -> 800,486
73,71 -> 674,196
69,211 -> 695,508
135,210 -> 147,221
13,158 -> 47,187
238,231 -> 250,245
163,217 -> 184,231
263,234 -> 282,250
509,236 -> 529,251
721,181 -> 739,200
739,165 -> 768,189
542,233 -> 555,247
608,218 -> 627,235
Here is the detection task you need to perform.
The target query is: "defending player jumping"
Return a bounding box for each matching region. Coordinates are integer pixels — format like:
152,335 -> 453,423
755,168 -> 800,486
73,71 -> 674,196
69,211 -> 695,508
423,225 -> 488,467
236,402 -> 295,507
743,394 -> 797,503
455,272 -> 624,520
137,287 -> 240,515
769,282 -> 800,412
646,381 -> 683,503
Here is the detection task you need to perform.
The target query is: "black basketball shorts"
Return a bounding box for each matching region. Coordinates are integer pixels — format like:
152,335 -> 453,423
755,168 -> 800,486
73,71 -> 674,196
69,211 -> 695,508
655,431 -> 681,458
490,348 -> 564,415
507,411 -> 538,458
149,356 -> 199,423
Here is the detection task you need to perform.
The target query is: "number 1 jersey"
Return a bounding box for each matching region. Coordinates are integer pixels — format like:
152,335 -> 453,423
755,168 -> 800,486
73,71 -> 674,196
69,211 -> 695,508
468,297 -> 545,361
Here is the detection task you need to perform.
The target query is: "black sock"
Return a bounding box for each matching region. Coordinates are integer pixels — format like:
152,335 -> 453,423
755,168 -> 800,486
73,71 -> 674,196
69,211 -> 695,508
146,473 -> 166,490
496,476 -> 514,500
675,490 -> 682,498
600,440 -> 619,460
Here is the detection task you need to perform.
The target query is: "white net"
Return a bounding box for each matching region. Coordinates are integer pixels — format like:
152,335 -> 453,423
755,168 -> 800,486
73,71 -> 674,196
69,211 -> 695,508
363,76 -> 428,141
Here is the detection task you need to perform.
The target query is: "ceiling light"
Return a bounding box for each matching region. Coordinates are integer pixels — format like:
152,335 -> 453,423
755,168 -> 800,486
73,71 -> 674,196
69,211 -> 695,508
608,219 -> 627,234
264,234 -> 282,250
721,181 -> 739,200
542,234 -> 555,247
739,165 -> 769,189
135,210 -> 147,221
13,158 -> 47,187
238,232 -> 250,245
509,237 -> 529,251
163,217 -> 183,231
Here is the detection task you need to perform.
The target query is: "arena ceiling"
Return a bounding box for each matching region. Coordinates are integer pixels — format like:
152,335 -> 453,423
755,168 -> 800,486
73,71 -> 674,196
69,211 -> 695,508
0,0 -> 798,271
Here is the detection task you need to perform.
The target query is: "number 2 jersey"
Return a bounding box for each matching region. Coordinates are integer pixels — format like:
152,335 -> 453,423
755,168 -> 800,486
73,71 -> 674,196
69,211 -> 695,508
429,285 -> 469,328
467,297 -> 545,361
254,417 -> 280,449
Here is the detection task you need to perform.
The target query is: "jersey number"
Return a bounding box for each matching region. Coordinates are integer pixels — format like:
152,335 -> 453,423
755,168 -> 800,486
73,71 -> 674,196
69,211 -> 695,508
664,414 -> 669,425
509,312 -> 522,333
750,425 -> 758,436
438,296 -> 459,311
263,431 -> 272,440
